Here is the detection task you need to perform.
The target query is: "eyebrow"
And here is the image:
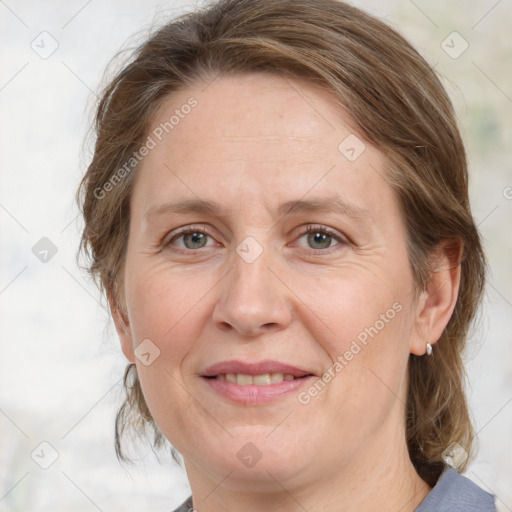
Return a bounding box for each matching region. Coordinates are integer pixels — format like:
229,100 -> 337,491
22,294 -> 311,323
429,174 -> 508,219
145,196 -> 372,222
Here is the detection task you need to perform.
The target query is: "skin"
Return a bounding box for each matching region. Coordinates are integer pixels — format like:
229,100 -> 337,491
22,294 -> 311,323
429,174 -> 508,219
111,72 -> 461,512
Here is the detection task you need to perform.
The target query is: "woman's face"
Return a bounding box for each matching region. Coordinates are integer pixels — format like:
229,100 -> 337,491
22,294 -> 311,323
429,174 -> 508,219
117,72 -> 427,490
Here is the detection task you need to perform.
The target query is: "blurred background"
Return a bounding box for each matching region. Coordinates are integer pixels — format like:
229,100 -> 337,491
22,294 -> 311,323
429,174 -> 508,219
0,0 -> 511,510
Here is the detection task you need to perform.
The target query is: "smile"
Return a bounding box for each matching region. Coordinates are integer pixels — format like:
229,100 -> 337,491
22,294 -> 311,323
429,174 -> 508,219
209,372 -> 301,385
201,374 -> 316,405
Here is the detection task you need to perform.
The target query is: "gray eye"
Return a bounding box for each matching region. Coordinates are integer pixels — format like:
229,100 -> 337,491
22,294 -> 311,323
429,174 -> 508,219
306,231 -> 334,250
181,232 -> 209,249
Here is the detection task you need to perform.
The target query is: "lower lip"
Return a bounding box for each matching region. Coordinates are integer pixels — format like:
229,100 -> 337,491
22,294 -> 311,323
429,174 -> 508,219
201,376 -> 316,405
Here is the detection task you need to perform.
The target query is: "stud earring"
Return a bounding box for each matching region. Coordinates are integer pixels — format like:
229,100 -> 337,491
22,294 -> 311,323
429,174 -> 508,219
426,342 -> 433,356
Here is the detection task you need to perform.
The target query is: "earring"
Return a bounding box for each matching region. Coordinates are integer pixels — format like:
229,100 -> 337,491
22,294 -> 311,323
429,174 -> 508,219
426,342 -> 433,356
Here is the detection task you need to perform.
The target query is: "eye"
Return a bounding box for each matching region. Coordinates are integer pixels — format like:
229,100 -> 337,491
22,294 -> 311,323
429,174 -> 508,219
165,224 -> 346,253
296,225 -> 346,251
167,226 -> 216,251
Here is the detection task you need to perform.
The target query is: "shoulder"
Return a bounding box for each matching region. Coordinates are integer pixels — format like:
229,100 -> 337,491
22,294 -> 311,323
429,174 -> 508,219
172,469 -> 498,512
415,466 -> 497,512
171,495 -> 193,512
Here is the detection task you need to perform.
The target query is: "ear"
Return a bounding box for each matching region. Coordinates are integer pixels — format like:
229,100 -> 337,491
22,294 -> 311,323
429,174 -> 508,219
409,239 -> 463,356
108,289 -> 135,363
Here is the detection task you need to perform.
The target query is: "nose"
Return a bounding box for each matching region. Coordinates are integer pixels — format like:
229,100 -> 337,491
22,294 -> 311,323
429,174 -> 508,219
212,244 -> 293,337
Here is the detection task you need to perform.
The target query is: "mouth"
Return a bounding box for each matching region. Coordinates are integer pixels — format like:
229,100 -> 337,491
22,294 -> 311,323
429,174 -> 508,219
199,360 -> 317,404
201,359 -> 316,379
203,372 -> 314,385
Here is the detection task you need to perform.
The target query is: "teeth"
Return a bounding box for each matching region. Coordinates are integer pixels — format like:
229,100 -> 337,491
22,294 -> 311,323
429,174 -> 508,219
216,373 -> 298,385
253,374 -> 271,385
237,373 -> 253,385
271,373 -> 284,383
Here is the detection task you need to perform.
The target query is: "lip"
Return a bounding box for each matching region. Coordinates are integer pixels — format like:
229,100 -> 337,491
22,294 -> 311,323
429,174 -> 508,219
201,359 -> 315,378
200,359 -> 317,405
201,374 -> 316,405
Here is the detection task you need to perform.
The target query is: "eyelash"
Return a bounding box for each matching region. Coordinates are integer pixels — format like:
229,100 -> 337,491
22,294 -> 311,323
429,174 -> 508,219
165,224 -> 347,254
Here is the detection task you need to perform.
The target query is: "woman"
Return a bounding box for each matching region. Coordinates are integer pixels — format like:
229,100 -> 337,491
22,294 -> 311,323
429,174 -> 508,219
77,0 -> 497,510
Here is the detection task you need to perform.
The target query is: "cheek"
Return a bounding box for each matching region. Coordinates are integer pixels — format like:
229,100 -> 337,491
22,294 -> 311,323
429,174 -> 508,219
125,261 -> 215,349
123,266 -> 213,440
299,270 -> 412,416
294,266 -> 406,350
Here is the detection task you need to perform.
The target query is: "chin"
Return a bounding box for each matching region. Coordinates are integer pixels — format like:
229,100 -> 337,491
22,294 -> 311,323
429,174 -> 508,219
193,435 -> 312,487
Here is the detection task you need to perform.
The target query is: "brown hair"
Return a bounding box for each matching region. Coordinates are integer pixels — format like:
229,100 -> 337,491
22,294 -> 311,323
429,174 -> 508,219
77,0 -> 486,486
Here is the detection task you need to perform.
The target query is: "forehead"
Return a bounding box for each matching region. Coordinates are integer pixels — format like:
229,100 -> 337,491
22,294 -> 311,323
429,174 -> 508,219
132,72 -> 392,221
160,74 -> 341,143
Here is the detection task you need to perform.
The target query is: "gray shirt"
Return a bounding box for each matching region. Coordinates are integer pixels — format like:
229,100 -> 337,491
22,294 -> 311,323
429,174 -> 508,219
414,466 -> 497,511
171,466 -> 497,511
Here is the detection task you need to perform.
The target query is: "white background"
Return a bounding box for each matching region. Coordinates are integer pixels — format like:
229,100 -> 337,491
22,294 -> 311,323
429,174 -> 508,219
1,0 -> 511,510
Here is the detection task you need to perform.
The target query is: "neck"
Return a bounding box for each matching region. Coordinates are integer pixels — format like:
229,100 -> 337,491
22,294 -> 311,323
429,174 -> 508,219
183,426 -> 432,512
